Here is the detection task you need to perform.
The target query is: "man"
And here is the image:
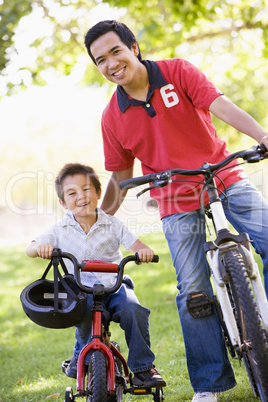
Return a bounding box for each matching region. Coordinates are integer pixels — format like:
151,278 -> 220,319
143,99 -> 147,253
84,20 -> 268,401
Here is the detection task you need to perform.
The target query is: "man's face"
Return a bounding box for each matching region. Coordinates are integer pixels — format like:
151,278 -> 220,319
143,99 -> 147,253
90,31 -> 140,87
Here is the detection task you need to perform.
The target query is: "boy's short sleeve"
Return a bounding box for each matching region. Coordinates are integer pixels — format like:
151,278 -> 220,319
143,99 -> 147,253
34,227 -> 58,247
111,216 -> 138,250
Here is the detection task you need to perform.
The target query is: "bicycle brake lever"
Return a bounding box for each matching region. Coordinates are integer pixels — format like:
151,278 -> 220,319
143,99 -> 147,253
135,186 -> 150,197
136,178 -> 171,198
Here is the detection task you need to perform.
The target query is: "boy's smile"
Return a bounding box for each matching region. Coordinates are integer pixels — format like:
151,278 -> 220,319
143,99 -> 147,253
60,174 -> 101,229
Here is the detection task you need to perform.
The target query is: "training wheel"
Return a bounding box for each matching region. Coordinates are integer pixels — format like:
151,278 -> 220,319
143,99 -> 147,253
154,387 -> 165,402
65,386 -> 74,402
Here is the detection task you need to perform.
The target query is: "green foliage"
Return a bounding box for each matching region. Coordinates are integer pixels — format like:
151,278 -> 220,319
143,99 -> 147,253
0,234 -> 263,401
0,0 -> 32,71
1,0 -> 268,141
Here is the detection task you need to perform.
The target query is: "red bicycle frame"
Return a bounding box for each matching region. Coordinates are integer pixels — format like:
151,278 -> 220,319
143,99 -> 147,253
75,261 -> 130,396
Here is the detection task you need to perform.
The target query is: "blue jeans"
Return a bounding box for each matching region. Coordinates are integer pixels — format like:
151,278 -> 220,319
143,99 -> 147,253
162,178 -> 268,392
73,281 -> 155,373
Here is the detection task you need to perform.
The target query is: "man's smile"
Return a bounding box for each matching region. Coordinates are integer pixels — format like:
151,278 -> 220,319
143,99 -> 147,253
112,66 -> 126,77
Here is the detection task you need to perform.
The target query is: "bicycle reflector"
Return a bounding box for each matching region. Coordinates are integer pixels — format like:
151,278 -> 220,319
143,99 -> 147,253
20,258 -> 87,329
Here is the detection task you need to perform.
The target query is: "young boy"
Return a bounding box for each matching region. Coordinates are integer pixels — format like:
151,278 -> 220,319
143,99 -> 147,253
26,163 -> 165,387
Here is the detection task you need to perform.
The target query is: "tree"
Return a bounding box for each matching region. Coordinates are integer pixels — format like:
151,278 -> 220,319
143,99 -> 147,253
1,0 -> 268,131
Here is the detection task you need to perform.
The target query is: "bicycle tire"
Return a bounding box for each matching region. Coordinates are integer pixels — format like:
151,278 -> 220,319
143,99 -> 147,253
64,387 -> 74,402
154,387 -> 165,401
223,249 -> 268,401
86,351 -> 108,402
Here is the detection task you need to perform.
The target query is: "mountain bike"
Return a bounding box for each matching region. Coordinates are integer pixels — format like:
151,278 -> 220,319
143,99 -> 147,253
120,144 -> 268,401
59,250 -> 165,402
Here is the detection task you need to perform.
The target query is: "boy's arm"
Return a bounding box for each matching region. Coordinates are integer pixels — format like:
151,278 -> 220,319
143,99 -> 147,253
129,239 -> 154,263
26,241 -> 54,259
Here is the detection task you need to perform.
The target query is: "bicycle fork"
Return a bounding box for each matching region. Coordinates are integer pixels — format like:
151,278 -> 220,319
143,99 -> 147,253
76,293 -> 129,397
205,182 -> 268,352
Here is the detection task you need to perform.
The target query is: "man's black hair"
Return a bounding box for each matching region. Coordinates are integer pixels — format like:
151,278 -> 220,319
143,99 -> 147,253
84,20 -> 142,64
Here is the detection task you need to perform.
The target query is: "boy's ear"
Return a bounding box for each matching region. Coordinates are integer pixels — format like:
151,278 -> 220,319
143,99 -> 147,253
97,188 -> 102,200
59,198 -> 68,209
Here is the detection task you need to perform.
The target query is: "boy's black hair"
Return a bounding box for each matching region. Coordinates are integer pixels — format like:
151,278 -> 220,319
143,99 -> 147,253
84,20 -> 142,64
55,163 -> 101,201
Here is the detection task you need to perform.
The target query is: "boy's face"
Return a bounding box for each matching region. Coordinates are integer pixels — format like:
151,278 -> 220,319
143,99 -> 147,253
90,31 -> 140,87
59,174 -> 101,223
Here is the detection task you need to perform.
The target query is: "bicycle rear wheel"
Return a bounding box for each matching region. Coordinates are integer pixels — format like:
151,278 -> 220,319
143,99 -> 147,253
86,351 -> 108,402
223,249 -> 268,401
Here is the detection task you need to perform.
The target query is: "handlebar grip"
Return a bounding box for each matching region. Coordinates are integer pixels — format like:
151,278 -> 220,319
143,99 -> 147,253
259,143 -> 268,153
119,174 -> 155,190
152,255 -> 159,263
134,252 -> 159,264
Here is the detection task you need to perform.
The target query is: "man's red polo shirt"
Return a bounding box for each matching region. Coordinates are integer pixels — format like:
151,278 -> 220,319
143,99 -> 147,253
101,58 -> 246,218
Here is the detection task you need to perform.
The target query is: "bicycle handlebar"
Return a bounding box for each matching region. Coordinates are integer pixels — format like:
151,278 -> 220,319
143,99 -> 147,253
51,249 -> 159,295
119,144 -> 268,191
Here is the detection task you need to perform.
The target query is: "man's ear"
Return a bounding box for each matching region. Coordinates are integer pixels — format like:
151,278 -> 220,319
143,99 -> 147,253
59,198 -> 68,209
132,42 -> 139,57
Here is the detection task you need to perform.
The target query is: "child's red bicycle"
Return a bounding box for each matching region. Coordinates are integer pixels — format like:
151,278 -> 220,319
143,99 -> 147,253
56,249 -> 165,402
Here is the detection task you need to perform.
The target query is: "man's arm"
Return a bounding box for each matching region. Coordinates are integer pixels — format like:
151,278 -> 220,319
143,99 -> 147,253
209,95 -> 268,148
100,166 -> 134,215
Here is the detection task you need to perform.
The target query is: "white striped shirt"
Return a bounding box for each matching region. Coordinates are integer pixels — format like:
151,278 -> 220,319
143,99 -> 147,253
35,208 -> 138,288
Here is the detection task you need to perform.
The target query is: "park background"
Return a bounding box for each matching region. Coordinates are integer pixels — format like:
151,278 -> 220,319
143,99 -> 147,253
1,0 -> 268,401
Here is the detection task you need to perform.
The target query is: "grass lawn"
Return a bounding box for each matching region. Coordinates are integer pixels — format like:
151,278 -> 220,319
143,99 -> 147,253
0,232 -> 261,401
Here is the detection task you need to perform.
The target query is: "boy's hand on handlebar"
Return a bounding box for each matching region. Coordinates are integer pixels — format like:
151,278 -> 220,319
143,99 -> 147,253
130,239 -> 155,264
137,248 -> 155,264
36,243 -> 54,259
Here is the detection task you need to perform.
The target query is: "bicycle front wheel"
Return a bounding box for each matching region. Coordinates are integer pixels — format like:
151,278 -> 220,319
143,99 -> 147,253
87,351 -> 108,402
223,249 -> 268,401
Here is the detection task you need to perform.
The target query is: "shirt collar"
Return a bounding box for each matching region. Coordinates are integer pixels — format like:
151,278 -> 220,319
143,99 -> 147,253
116,60 -> 167,113
62,208 -> 112,229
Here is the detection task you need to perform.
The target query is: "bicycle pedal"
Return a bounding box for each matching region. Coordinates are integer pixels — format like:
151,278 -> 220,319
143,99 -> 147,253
116,375 -> 127,388
126,386 -> 152,395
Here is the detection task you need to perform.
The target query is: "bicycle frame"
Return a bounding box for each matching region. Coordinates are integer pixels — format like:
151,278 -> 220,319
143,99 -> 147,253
119,143 -> 268,352
60,252 -> 161,401
119,143 -> 268,400
75,262 -> 130,396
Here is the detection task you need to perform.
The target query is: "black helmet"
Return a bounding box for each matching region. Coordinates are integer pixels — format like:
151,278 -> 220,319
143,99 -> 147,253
20,252 -> 87,329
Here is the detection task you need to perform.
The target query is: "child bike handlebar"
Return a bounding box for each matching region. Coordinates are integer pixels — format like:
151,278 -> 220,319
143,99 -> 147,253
53,249 -> 159,294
